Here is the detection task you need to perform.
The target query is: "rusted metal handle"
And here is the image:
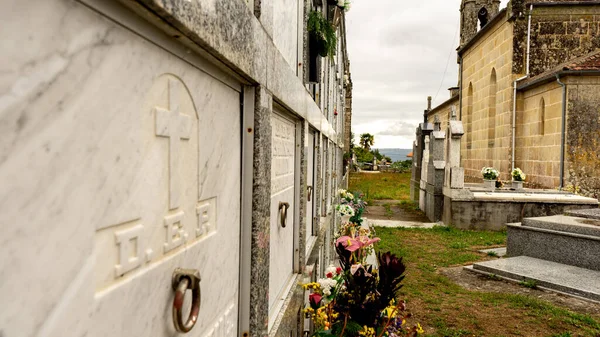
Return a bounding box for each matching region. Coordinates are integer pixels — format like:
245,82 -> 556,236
279,202 -> 290,228
172,268 -> 202,333
307,186 -> 313,202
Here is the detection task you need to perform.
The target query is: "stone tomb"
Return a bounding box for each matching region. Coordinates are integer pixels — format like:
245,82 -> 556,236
425,124 -> 446,222
469,209 -> 600,302
0,2 -> 242,336
410,122 -> 433,203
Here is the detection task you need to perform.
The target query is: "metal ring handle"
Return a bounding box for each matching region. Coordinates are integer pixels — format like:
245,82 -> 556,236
279,202 -> 290,228
172,269 -> 201,333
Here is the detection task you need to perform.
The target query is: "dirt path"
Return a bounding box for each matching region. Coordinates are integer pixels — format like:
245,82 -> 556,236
366,199 -> 430,222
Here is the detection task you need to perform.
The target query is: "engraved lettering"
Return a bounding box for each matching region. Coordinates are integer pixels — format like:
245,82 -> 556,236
114,224 -> 144,277
196,197 -> 216,237
163,211 -> 187,253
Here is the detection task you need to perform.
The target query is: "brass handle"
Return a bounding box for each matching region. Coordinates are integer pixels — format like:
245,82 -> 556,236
172,268 -> 202,333
307,186 -> 313,202
279,202 -> 290,228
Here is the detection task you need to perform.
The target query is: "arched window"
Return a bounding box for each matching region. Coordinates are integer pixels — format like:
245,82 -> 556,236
466,83 -> 473,146
488,68 -> 497,143
539,97 -> 545,135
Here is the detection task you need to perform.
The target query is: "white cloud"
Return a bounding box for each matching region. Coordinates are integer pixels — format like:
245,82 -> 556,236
346,0 -> 509,148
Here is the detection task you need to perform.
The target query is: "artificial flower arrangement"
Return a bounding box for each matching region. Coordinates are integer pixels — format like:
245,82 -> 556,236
303,190 -> 422,337
338,189 -> 366,225
336,0 -> 351,12
338,189 -> 355,202
481,167 -> 499,180
511,168 -> 526,181
337,204 -> 356,217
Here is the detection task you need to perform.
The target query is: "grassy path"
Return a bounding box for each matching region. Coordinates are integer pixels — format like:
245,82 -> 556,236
348,171 -> 600,336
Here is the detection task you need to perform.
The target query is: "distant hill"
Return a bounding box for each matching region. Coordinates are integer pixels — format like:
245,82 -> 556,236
375,148 -> 412,162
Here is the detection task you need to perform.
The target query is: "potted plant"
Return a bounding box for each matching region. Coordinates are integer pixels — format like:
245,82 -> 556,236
308,10 -> 337,58
511,168 -> 526,190
481,167 -> 499,191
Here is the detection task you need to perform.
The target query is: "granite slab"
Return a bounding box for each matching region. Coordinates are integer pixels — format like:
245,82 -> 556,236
467,256 -> 600,303
566,208 -> 600,220
522,215 -> 600,238
507,223 -> 600,271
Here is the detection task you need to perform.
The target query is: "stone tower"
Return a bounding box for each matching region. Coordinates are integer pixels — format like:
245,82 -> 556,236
460,0 -> 501,46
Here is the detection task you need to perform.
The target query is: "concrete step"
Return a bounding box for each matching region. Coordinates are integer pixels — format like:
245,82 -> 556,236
467,256 -> 600,303
507,222 -> 600,271
522,215 -> 600,238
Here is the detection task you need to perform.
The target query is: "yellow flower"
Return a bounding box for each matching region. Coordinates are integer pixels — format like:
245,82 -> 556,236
358,326 -> 375,337
416,323 -> 424,334
383,306 -> 397,318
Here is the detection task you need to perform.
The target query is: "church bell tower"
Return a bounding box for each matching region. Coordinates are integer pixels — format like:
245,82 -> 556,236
460,0 -> 501,46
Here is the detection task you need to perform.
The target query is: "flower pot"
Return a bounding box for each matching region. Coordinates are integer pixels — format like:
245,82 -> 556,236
483,179 -> 496,191
512,180 -> 524,190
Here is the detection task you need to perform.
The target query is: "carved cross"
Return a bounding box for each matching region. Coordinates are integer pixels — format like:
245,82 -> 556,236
155,79 -> 192,210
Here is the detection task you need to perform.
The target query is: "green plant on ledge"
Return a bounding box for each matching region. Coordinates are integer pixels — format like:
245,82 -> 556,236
308,10 -> 337,58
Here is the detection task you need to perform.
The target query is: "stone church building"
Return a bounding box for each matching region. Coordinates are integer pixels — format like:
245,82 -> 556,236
427,0 -> 600,198
0,0 -> 351,337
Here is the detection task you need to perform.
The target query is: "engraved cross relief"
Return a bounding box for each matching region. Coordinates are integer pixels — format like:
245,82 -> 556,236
100,76 -> 220,286
155,79 -> 192,210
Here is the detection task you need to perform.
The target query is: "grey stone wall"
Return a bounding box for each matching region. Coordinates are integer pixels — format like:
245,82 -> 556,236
566,80 -> 600,199
512,3 -> 600,76
250,87 -> 273,337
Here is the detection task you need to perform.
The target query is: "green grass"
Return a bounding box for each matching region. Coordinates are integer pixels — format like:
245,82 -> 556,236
519,279 -> 539,289
487,250 -> 499,257
349,172 -> 411,202
374,226 -> 600,336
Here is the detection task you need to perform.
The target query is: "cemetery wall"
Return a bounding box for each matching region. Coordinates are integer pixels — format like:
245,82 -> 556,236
460,16 -> 515,181
519,4 -> 600,77
515,81 -> 564,188
0,1 -> 350,337
565,75 -> 600,199
427,95 -> 458,163
427,96 -> 458,127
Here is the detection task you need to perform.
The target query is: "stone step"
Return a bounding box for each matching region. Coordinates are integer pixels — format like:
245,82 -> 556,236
466,256 -> 600,303
507,222 -> 600,271
522,215 -> 600,238
566,208 -> 600,220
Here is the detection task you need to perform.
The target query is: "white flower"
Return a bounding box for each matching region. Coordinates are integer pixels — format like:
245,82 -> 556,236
317,277 -> 337,296
481,167 -> 499,179
337,0 -> 345,6
325,265 -> 337,276
336,204 -> 355,217
512,168 -> 526,181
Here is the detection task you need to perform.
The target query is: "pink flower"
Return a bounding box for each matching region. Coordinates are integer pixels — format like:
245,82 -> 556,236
358,236 -> 380,246
336,236 -> 361,252
350,263 -> 363,275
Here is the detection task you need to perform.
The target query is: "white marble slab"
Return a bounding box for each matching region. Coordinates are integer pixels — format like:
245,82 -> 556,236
0,1 -> 241,336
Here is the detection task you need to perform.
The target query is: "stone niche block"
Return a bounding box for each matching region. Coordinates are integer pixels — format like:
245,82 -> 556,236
433,160 -> 446,170
449,120 -> 464,138
420,122 -> 434,132
450,167 -> 464,189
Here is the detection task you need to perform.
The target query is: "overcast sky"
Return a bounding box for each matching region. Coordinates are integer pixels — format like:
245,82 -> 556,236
346,0 -> 509,149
